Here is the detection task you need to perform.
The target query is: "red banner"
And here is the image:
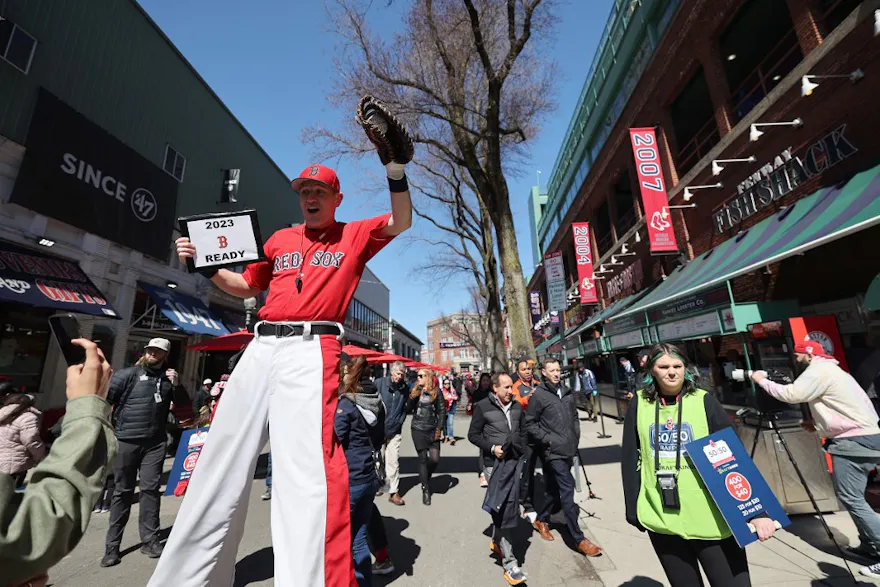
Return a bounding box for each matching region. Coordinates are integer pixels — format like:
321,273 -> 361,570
629,128 -> 679,254
571,223 -> 598,304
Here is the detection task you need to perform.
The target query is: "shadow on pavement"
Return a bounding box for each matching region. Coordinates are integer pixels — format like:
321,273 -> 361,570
618,577 -> 665,586
783,515 -> 858,560
398,455 -> 480,475
398,473 -> 459,497
810,561 -> 874,585
480,520 -> 535,568
233,546 -> 274,586
119,526 -> 172,558
376,516 -> 420,584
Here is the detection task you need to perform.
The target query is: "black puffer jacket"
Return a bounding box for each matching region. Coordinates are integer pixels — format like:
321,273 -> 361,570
525,380 -> 580,461
108,364 -> 189,442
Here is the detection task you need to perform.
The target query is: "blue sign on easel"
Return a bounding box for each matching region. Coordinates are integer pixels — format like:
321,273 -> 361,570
686,427 -> 790,547
164,427 -> 210,496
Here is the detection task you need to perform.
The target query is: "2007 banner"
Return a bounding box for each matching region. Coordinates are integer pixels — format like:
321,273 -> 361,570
571,222 -> 597,304
629,128 -> 679,255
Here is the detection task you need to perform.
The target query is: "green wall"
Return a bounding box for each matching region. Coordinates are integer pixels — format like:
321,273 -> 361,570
0,0 -> 301,241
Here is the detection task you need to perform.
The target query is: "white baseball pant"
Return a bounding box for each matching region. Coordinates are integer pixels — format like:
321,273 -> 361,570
148,323 -> 354,587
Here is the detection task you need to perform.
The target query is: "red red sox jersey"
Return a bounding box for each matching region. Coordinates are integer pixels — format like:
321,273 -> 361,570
242,214 -> 394,323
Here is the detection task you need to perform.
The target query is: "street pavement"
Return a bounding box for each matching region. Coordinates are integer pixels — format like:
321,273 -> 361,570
45,393 -> 880,586
46,414 -> 603,587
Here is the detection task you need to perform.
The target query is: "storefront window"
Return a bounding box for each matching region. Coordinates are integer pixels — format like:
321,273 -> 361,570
92,325 -> 116,362
0,305 -> 53,393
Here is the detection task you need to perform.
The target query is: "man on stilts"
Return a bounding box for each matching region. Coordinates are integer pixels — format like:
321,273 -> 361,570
148,97 -> 414,587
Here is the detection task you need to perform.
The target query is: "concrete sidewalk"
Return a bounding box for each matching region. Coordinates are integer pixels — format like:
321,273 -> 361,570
571,394 -> 879,586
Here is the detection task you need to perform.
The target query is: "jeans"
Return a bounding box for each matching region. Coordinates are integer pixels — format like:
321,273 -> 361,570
446,401 -> 456,438
492,525 -> 517,571
538,458 -> 584,543
350,479 -> 377,587
266,452 -> 272,489
106,438 -> 166,551
832,453 -> 880,553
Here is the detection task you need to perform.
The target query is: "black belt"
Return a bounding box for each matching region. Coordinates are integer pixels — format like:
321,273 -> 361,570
256,323 -> 342,338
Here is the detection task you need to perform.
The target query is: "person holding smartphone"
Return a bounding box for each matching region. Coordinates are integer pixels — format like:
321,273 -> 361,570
99,338 -> 190,568
1,337 -> 116,587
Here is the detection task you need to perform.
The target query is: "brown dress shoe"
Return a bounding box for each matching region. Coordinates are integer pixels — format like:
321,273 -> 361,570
532,521 -> 554,541
576,538 -> 602,557
388,493 -> 405,506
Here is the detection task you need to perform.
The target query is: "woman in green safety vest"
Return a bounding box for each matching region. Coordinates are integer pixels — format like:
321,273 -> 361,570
621,343 -> 777,587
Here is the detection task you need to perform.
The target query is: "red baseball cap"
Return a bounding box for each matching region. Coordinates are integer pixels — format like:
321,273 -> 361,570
290,164 -> 341,193
794,339 -> 832,358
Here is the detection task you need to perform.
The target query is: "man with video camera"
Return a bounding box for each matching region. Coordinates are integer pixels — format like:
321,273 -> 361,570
751,340 -> 880,577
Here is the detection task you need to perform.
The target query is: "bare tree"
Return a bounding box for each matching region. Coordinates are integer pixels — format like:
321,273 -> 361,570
307,0 -> 557,361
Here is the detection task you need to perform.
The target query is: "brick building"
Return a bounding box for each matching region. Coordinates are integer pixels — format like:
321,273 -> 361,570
423,314 -> 485,373
528,0 -> 880,400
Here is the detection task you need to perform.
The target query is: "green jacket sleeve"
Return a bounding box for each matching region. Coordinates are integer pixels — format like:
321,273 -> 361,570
0,395 -> 116,585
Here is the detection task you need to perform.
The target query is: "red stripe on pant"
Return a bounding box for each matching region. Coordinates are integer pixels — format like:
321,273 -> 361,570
320,336 -> 357,586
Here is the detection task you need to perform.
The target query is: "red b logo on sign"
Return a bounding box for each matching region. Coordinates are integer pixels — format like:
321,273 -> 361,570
183,452 -> 200,472
218,236 -> 228,249
725,472 -> 752,501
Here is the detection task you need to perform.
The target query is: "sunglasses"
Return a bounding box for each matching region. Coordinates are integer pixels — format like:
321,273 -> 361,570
418,374 -> 428,378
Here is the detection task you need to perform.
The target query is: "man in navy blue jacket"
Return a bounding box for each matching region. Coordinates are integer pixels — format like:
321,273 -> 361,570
375,361 -> 410,505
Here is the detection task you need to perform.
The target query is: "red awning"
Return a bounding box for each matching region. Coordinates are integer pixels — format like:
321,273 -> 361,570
187,331 -> 254,351
367,353 -> 410,364
342,345 -> 386,358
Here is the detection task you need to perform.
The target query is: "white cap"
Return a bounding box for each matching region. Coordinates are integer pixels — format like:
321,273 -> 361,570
145,338 -> 171,353
203,378 -> 212,385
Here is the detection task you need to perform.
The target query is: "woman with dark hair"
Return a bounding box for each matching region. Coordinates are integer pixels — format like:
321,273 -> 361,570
621,343 -> 776,587
0,382 -> 46,487
335,355 -> 385,586
441,378 -> 458,445
468,373 -> 494,487
407,368 -> 445,505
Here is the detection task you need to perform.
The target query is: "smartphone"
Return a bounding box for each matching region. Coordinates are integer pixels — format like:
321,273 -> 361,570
48,313 -> 85,366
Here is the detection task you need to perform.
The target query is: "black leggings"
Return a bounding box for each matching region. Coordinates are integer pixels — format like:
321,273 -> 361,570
418,447 -> 440,489
649,532 -> 750,587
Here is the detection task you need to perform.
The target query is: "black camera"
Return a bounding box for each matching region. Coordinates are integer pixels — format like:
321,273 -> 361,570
657,472 -> 680,509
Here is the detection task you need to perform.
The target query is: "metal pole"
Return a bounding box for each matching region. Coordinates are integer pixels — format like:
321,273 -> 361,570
597,390 -> 610,438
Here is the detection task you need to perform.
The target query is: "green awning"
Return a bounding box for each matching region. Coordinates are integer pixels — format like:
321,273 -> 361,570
565,290 -> 652,340
535,333 -> 561,353
866,273 -> 880,312
615,164 -> 880,320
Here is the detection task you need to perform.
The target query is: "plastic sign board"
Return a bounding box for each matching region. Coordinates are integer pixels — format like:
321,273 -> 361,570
179,210 -> 266,272
544,251 -> 567,312
629,128 -> 679,254
686,427 -> 790,547
164,427 -> 210,496
571,223 -> 598,304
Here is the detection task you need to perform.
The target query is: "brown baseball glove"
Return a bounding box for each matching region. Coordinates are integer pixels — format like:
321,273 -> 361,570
356,96 -> 415,166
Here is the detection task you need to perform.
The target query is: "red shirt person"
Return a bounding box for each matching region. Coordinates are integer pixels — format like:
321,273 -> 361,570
148,163 -> 412,587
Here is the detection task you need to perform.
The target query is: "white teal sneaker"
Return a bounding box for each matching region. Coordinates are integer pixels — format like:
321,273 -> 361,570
860,562 -> 880,578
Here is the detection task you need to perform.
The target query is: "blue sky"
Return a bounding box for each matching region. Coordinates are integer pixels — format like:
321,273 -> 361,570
139,0 -> 615,342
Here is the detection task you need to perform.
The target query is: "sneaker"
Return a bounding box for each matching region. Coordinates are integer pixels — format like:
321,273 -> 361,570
372,558 -> 395,576
140,540 -> 164,558
100,507 -> 111,513
100,551 -> 121,567
848,543 -> 880,560
861,562 -> 880,578
504,566 -> 527,585
261,489 -> 272,501
479,473 -> 488,488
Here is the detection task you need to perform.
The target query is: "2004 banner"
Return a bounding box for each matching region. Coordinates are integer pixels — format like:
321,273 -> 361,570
178,209 -> 266,272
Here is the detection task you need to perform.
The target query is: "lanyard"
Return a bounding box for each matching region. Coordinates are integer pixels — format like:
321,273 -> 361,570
654,393 -> 684,474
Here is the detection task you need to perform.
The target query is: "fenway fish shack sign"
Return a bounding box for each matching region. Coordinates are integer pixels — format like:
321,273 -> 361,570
712,124 -> 857,234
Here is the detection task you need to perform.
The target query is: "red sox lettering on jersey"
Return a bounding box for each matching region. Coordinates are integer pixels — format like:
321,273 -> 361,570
273,251 -> 346,273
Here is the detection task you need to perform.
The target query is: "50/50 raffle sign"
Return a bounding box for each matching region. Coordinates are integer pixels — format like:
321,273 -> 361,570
571,223 -> 598,304
629,128 -> 679,254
